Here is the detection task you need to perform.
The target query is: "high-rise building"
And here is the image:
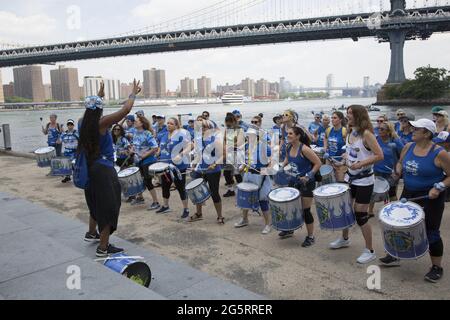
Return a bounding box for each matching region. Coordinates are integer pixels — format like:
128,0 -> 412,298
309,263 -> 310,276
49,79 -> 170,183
279,77 -> 286,93
256,79 -> 270,97
50,66 -> 79,101
120,83 -> 134,99
13,65 -> 45,101
269,82 -> 280,94
83,77 -> 120,101
3,82 -> 15,98
0,70 -> 4,103
197,76 -> 211,97
326,74 -> 334,89
241,78 -> 255,97
43,84 -> 52,101
363,76 -> 370,89
143,68 -> 166,98
84,76 -> 103,98
180,77 -> 195,98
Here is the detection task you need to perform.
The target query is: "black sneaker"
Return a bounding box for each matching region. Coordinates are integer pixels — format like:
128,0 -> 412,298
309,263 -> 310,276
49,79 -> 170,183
278,230 -> 294,238
424,265 -> 443,283
156,206 -> 171,214
84,232 -> 100,242
96,244 -> 124,257
223,190 -> 235,197
379,254 -> 400,267
181,208 -> 190,219
61,176 -> 71,183
301,236 -> 315,248
126,196 -> 135,203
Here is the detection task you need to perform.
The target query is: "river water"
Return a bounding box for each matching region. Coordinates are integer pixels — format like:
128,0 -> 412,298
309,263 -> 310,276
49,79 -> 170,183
0,97 -> 436,153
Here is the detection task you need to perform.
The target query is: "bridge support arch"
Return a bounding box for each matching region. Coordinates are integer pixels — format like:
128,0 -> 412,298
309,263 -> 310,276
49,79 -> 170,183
386,0 -> 407,84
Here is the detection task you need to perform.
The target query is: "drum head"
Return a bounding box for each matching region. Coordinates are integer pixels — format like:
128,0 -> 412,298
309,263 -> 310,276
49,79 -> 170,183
269,187 -> 300,202
379,201 -> 424,228
313,183 -> 349,197
149,162 -> 170,171
320,165 -> 333,175
118,167 -> 140,178
374,176 -> 390,193
186,178 -> 204,190
35,146 -> 55,154
114,166 -> 121,173
237,182 -> 259,192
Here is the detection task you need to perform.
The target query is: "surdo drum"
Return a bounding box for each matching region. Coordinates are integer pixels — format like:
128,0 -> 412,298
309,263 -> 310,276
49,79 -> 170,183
236,182 -> 260,211
117,167 -> 145,198
50,157 -> 73,176
34,147 -> 56,168
319,164 -> 335,186
269,187 -> 304,231
148,162 -> 171,177
186,178 -> 211,205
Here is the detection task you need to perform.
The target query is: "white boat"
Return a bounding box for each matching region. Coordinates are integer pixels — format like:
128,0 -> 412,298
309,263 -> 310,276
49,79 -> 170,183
221,93 -> 244,105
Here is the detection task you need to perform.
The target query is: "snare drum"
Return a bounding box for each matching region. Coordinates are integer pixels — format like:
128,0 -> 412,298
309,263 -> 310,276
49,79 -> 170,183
379,201 -> 428,260
50,157 -> 73,176
312,145 -> 325,159
148,162 -> 171,177
118,167 -> 145,198
269,187 -> 304,231
372,176 -> 390,203
236,182 -> 260,210
34,146 -> 56,168
319,165 -> 335,185
313,183 -> 355,231
186,178 -> 211,205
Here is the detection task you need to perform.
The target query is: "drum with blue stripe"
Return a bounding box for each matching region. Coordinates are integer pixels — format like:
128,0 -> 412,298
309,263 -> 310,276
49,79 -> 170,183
50,157 -> 73,176
118,167 -> 145,198
236,182 -> 260,210
186,178 -> 211,205
34,146 -> 56,168
103,253 -> 151,287
319,164 -> 335,186
379,201 -> 428,260
269,187 -> 304,231
313,183 -> 355,231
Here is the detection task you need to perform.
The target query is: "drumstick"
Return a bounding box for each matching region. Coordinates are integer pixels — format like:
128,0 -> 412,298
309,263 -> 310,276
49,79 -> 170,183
119,154 -> 132,171
400,195 -> 429,203
94,256 -> 144,262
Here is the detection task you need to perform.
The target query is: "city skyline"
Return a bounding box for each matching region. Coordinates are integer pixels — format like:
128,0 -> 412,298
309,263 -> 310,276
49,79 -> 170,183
1,1 -> 449,91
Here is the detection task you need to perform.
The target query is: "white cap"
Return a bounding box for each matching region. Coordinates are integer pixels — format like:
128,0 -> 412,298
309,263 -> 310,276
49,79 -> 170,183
437,110 -> 448,118
409,119 -> 436,135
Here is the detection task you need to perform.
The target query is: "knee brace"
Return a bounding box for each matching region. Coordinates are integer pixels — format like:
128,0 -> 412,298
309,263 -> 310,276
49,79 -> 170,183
304,208 -> 314,225
355,211 -> 369,227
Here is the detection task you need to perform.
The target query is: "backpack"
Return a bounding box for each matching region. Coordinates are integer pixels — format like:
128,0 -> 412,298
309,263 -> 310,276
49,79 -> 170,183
73,150 -> 90,189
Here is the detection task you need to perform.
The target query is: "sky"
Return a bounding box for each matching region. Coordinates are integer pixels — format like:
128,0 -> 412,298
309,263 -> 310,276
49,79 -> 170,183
0,0 -> 449,90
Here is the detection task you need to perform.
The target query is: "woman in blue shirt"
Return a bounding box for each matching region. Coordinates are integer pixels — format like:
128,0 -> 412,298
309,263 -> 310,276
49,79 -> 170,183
314,115 -> 330,148
397,114 -> 414,144
189,119 -> 224,223
130,115 -> 161,210
381,119 -> 450,283
42,113 -> 63,156
112,124 -> 131,168
157,117 -> 191,218
60,119 -> 79,183
324,111 -> 347,182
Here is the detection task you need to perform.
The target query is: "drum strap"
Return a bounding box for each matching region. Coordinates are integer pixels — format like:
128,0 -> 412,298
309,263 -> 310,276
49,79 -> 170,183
347,169 -> 373,183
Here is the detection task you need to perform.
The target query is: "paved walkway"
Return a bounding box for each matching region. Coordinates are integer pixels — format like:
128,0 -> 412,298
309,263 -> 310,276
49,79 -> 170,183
0,192 -> 262,300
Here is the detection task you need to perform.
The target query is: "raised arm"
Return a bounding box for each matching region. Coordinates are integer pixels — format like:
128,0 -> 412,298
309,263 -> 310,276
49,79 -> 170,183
99,79 -> 141,131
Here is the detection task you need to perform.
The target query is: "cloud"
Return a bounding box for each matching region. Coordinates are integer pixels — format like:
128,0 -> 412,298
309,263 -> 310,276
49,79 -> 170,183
0,11 -> 57,44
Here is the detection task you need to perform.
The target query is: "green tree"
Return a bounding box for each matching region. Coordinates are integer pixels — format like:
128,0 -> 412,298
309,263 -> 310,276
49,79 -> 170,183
412,66 -> 450,99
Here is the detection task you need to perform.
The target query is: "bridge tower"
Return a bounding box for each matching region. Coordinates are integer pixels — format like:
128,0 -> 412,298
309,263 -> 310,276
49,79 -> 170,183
386,0 -> 407,84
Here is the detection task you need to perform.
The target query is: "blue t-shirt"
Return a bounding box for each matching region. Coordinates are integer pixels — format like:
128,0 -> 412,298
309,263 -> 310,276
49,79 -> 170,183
156,125 -> 168,143
374,136 -> 404,174
125,127 -> 136,142
46,124 -> 61,146
96,131 -> 115,167
183,125 -> 195,140
394,122 -> 401,133
198,133 -> 222,173
132,130 -> 158,165
114,136 -> 130,160
326,127 -> 346,158
316,125 -> 327,148
398,130 -> 413,145
308,122 -> 321,135
60,130 -> 79,158
374,127 -> 380,137
159,130 -> 190,170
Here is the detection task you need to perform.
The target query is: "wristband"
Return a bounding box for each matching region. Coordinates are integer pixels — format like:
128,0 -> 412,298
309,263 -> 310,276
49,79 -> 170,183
434,182 -> 446,192
306,170 -> 315,181
129,94 -> 136,100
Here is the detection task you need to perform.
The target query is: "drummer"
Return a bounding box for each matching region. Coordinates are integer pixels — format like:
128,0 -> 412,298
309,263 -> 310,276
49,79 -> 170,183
42,113 -> 63,157
60,119 -> 79,183
369,121 -> 404,217
381,119 -> 450,283
233,122 -> 272,235
397,113 -> 415,144
129,115 -> 161,210
314,115 -> 330,148
189,119 -> 224,224
330,105 -> 384,264
323,111 -> 347,182
277,127 -> 322,246
223,113 -> 244,198
157,117 -> 191,218
112,124 -> 131,168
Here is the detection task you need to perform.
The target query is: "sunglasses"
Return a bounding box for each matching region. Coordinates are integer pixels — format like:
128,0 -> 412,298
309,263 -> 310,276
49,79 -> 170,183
251,121 -> 260,124
283,114 -> 290,117
113,128 -> 121,131
377,120 -> 384,123
400,119 -> 409,123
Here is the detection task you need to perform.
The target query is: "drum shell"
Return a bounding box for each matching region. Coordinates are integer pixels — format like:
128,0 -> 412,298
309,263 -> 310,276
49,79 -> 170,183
269,188 -> 304,231
371,177 -> 390,203
35,147 -> 56,168
313,185 -> 355,231
103,253 -> 151,288
118,168 -> 145,198
148,162 -> 170,177
186,179 -> 211,205
50,157 -> 73,176
236,184 -> 259,210
319,165 -> 335,186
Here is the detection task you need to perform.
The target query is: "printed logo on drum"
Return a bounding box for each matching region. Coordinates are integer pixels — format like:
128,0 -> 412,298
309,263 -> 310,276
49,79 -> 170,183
66,265 -> 81,290
366,265 -> 381,291
405,160 -> 419,176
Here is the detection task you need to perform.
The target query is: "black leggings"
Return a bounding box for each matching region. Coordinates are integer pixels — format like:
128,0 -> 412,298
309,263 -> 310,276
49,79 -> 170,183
161,170 -> 187,201
139,161 -> 154,191
204,171 -> 222,203
401,188 -> 446,257
223,169 -> 242,186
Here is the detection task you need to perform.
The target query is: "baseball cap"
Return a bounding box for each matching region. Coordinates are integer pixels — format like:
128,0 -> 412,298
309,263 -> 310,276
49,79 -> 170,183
135,110 -> 145,116
399,113 -> 415,121
409,119 -> 436,135
156,114 -> 166,119
126,115 -> 135,122
232,110 -> 242,117
395,109 -> 406,116
273,114 -> 282,123
188,116 -> 195,122
314,113 -> 322,118
67,119 -> 75,125
436,110 -> 448,118
431,106 -> 445,114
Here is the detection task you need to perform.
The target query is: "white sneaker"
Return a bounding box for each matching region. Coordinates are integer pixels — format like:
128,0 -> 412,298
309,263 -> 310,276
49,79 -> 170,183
357,249 -> 377,264
234,218 -> 249,228
329,237 -> 351,249
261,225 -> 271,235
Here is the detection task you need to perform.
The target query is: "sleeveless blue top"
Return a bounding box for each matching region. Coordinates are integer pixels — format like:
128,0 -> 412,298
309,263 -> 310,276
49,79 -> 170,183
327,127 -> 346,158
287,144 -> 312,177
47,125 -> 61,146
96,131 -> 115,167
403,143 -> 445,191
374,136 -> 404,174
316,125 -> 326,147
